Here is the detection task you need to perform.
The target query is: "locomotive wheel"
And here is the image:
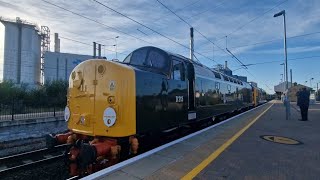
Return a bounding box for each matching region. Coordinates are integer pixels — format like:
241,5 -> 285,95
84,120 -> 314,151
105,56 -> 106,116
118,138 -> 130,161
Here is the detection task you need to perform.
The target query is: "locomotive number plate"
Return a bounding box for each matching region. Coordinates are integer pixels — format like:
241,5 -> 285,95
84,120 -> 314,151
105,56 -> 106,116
176,96 -> 183,103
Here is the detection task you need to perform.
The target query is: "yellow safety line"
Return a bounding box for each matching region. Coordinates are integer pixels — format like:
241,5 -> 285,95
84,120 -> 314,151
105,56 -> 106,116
181,103 -> 274,180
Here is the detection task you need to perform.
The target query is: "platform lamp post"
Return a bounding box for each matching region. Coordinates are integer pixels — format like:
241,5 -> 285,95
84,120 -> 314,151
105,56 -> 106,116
280,64 -> 285,95
280,73 -> 284,95
274,10 -> 290,120
101,44 -> 116,59
280,63 -> 285,83
317,82 -> 319,101
115,36 -> 119,59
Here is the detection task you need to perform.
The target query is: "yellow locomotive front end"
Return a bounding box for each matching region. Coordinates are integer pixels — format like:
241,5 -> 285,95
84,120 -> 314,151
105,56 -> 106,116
48,59 -> 139,176
66,59 -> 136,137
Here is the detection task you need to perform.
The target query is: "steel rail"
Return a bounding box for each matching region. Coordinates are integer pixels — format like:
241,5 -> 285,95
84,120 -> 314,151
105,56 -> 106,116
0,144 -> 68,174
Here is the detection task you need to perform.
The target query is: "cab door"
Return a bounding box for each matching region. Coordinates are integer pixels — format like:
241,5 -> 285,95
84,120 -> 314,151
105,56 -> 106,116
165,58 -> 188,128
68,61 -> 96,135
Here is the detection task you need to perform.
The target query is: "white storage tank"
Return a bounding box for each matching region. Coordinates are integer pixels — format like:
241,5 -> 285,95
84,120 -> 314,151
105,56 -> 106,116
0,17 -> 41,86
0,22 -> 5,81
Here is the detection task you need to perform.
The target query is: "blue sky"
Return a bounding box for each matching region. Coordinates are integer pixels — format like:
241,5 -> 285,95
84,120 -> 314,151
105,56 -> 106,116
0,0 -> 319,93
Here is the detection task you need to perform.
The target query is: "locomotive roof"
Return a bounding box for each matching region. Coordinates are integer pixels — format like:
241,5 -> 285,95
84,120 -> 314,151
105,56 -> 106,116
144,46 -> 200,64
137,46 -> 248,85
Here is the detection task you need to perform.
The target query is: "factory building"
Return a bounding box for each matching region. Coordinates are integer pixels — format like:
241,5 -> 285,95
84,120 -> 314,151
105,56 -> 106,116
0,17 -> 93,86
44,52 -> 92,82
0,17 -> 41,86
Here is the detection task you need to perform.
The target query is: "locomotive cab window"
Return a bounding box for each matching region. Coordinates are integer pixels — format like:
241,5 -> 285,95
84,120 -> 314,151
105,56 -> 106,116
213,71 -> 221,79
130,48 -> 148,65
215,82 -> 220,90
172,59 -> 185,81
223,75 -> 230,81
123,53 -> 132,63
125,47 -> 170,75
145,50 -> 167,70
227,84 -> 231,91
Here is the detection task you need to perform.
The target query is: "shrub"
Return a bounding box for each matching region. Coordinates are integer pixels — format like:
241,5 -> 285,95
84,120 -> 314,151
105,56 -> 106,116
0,80 -> 68,108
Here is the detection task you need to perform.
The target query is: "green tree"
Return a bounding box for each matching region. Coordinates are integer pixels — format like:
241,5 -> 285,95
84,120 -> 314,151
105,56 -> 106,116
45,80 -> 68,107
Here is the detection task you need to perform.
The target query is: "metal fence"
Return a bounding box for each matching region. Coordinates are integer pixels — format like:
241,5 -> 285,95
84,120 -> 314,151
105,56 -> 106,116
0,102 -> 64,121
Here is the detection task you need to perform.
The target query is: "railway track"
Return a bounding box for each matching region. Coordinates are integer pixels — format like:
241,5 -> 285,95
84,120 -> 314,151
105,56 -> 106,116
0,144 -> 68,174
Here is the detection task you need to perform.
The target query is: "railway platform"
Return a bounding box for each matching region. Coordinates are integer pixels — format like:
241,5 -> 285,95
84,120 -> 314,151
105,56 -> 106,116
86,100 -> 320,180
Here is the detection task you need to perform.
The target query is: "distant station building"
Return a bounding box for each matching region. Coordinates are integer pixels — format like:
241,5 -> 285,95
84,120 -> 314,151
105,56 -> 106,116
274,81 -> 291,94
274,82 -> 312,102
44,52 -> 92,82
0,17 -> 42,86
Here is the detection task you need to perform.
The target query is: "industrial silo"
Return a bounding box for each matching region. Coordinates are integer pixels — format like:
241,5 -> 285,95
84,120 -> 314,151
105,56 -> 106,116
0,17 -> 41,87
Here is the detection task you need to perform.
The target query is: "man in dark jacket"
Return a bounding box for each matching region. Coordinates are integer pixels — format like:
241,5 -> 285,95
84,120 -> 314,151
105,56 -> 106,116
297,87 -> 310,121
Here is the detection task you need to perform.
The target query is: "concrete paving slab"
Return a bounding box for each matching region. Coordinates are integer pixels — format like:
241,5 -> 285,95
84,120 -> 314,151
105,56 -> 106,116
121,154 -> 175,179
100,170 -> 141,180
155,142 -> 195,159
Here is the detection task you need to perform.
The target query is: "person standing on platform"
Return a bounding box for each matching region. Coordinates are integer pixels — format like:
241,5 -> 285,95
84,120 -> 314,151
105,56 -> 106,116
297,87 -> 310,121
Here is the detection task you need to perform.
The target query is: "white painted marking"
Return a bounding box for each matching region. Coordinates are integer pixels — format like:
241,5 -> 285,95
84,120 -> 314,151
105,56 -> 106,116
83,103 -> 270,180
103,107 -> 116,127
65,106 -> 70,122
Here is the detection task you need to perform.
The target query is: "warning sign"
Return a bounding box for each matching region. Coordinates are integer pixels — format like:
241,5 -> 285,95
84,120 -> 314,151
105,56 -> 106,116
109,81 -> 116,91
260,135 -> 302,145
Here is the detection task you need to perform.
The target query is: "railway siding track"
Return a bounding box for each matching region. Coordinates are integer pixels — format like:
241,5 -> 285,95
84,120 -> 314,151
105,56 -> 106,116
0,144 -> 67,174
